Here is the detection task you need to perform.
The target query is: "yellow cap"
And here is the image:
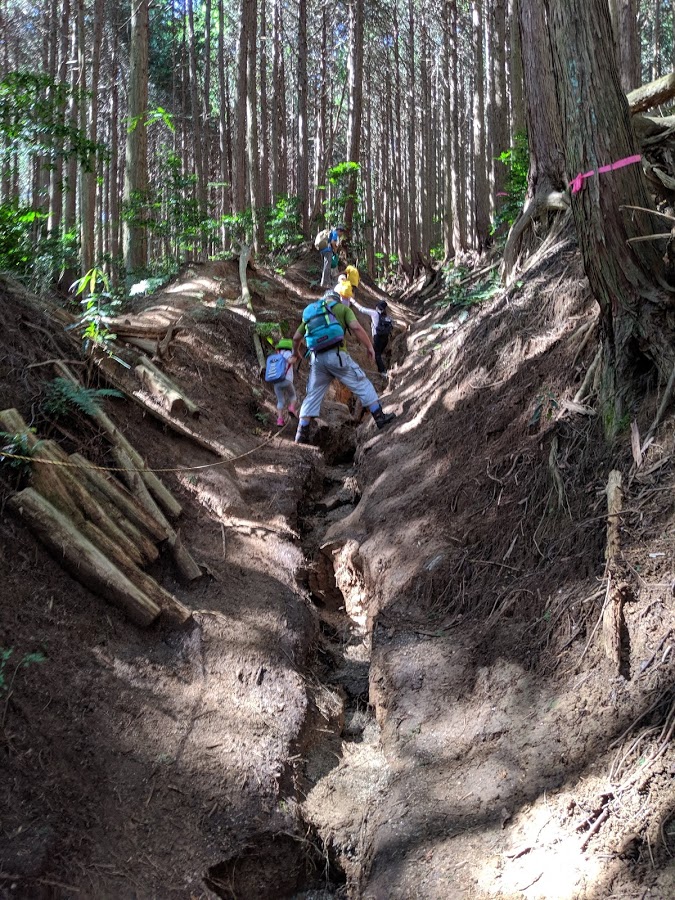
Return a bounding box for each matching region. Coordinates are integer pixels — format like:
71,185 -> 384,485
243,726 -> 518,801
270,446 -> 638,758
335,279 -> 353,299
345,265 -> 360,287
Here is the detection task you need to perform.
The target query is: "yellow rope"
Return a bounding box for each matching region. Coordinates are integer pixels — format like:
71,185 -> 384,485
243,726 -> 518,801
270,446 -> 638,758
0,421 -> 296,475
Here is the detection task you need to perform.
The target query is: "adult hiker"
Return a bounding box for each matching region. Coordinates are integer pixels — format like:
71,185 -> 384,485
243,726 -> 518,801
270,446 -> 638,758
351,298 -> 395,375
315,224 -> 346,288
289,291 -> 396,444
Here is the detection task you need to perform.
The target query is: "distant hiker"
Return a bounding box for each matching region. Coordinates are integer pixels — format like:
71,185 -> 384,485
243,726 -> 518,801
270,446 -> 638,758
266,339 -> 297,426
314,224 -> 346,288
351,299 -> 395,375
289,291 -> 396,444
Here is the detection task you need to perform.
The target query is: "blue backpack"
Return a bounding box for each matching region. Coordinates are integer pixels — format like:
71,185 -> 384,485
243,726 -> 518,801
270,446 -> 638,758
265,352 -> 290,384
303,296 -> 345,353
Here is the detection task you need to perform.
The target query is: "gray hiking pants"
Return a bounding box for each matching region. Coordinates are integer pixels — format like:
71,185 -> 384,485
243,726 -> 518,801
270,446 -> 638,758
300,347 -> 379,419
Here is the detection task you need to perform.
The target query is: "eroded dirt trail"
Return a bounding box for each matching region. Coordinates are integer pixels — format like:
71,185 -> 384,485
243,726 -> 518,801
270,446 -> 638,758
3,250 -> 675,899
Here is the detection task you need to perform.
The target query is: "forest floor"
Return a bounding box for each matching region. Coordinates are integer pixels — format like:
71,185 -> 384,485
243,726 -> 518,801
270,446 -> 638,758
1,238 -> 675,900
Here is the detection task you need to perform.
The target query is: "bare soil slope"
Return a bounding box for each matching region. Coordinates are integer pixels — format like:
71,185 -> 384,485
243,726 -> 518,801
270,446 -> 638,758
1,242 -> 674,900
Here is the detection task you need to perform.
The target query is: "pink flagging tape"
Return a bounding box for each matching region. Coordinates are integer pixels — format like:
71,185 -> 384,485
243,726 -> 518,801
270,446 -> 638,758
570,154 -> 642,194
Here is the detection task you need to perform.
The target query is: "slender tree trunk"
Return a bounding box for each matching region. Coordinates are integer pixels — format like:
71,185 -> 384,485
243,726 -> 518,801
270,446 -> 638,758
233,0 -> 248,212
442,0 -> 455,260
407,0 -> 420,271
217,0 -> 230,236
472,0 -> 490,250
123,0 -> 149,273
48,0 -> 70,236
609,0 -> 640,92
259,0 -> 269,208
187,0 -> 206,232
492,0 -> 509,197
245,0 -> 263,248
344,0 -> 364,230
296,0 -> 309,235
508,0 -> 525,138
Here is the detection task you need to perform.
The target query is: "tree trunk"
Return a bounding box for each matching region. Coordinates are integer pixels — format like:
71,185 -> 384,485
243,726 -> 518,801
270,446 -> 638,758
233,0 -> 248,213
472,1 -> 490,251
609,0 -> 640,92
546,0 -> 672,430
296,0 -> 309,235
245,0 -> 263,249
123,0 -> 149,273
344,0 -> 364,230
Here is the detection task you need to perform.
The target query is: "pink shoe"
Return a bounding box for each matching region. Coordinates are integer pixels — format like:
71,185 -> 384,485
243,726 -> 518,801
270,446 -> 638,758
276,416 -> 285,427
288,404 -> 297,419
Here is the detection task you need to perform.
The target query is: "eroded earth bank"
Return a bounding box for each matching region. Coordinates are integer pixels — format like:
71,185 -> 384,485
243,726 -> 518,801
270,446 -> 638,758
2,242 -> 675,899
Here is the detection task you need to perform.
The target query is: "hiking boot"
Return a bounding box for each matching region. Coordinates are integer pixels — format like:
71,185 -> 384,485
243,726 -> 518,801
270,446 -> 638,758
295,424 -> 312,444
371,406 -> 396,429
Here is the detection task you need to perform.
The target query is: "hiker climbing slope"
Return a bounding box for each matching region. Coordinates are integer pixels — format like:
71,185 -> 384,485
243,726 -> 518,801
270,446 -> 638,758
315,224 -> 346,288
289,291 -> 396,445
351,298 -> 395,375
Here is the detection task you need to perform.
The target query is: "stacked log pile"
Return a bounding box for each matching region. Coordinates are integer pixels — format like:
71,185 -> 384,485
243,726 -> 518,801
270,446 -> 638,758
2,406 -> 195,629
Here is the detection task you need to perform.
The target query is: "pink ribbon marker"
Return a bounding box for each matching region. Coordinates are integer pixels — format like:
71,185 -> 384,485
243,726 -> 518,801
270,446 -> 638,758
570,154 -> 642,194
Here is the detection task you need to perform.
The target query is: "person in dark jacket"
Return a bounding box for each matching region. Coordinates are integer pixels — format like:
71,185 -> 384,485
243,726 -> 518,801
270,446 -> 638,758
351,299 -> 394,374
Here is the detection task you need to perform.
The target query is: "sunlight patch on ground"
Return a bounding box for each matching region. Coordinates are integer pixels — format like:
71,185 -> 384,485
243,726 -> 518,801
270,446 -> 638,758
477,800 -> 604,899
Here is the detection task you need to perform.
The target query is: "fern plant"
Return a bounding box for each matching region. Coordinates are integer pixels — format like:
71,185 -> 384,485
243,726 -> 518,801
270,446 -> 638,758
42,377 -> 123,419
0,429 -> 38,472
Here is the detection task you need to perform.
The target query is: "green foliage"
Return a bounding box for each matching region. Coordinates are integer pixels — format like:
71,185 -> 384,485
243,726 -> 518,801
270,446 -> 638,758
41,377 -> 123,420
70,267 -> 121,354
265,196 -> 303,252
435,267 -> 501,311
0,201 -> 42,274
255,320 -> 290,347
0,429 -> 38,473
493,131 -> 529,233
0,71 -> 105,168
529,388 -> 559,428
323,161 -> 361,232
0,202 -> 79,288
222,208 -> 254,244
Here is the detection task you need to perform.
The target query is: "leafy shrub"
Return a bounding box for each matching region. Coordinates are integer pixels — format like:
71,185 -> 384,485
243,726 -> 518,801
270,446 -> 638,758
493,131 -> 529,233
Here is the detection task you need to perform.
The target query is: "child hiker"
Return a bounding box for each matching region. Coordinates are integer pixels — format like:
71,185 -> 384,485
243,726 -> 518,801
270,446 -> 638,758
271,339 -> 298,426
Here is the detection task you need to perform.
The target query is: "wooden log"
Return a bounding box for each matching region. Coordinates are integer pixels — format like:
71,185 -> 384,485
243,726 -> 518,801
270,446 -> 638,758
69,453 -> 169,542
53,362 -> 183,519
8,488 -> 160,627
71,455 -> 160,565
102,321 -> 172,339
136,357 -> 200,418
80,520 -> 191,625
93,355 -> 228,458
32,440 -> 150,569
134,358 -> 200,420
123,337 -> 159,355
135,360 -> 191,416
110,446 -> 202,582
628,73 -> 675,115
